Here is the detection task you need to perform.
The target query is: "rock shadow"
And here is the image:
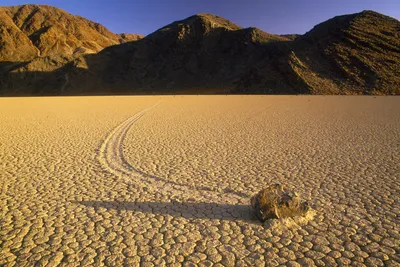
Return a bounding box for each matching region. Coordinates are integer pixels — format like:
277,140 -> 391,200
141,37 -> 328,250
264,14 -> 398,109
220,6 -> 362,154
128,168 -> 251,199
77,200 -> 257,222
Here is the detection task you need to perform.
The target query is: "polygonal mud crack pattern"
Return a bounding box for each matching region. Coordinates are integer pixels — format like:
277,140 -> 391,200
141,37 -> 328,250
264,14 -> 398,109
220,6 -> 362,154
97,100 -> 247,205
1,96 -> 399,266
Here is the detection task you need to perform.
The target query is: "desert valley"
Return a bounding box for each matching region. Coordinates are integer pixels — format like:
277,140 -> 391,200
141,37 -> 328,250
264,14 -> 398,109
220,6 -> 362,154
0,3 -> 399,267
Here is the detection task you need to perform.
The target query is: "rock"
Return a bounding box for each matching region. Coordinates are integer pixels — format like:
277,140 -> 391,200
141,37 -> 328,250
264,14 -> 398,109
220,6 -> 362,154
250,184 -> 309,222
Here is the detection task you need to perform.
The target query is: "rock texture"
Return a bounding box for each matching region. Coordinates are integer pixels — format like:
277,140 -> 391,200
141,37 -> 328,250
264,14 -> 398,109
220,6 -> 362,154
0,4 -> 143,95
291,11 -> 400,95
251,184 -> 310,222
0,4 -> 143,60
0,6 -> 399,95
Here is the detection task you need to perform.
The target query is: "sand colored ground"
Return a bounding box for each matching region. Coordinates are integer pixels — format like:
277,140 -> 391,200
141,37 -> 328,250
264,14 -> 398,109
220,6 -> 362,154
0,96 -> 399,266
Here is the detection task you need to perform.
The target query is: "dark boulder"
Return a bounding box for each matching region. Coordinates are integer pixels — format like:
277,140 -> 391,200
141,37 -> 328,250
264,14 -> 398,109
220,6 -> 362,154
251,184 -> 309,222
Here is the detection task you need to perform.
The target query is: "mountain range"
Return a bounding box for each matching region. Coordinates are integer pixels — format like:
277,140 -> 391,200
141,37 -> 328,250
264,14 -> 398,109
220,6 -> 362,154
0,4 -> 399,95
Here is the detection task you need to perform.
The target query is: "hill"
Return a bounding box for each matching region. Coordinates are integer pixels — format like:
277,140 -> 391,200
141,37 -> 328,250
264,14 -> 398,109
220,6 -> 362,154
88,14 -> 298,94
0,5 -> 142,61
0,6 -> 399,95
291,10 -> 400,94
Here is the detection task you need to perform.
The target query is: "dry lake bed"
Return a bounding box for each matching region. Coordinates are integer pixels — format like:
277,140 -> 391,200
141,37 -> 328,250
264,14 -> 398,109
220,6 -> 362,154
0,96 -> 399,266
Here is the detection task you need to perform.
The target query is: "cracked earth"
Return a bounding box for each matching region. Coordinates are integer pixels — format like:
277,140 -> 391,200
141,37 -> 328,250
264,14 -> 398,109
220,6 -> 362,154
1,96 -> 399,266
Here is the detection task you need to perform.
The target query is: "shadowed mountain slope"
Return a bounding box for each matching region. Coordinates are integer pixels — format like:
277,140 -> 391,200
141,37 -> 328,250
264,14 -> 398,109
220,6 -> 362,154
0,7 -> 399,95
87,14 -> 301,94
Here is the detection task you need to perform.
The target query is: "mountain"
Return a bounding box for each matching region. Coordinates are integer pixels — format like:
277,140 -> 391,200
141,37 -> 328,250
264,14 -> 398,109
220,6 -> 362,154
280,34 -> 300,40
0,6 -> 399,95
0,5 -> 142,61
87,14 -> 298,94
291,10 -> 400,94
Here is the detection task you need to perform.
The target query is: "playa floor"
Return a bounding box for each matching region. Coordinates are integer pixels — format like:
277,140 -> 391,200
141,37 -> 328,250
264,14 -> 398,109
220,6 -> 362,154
1,96 -> 399,266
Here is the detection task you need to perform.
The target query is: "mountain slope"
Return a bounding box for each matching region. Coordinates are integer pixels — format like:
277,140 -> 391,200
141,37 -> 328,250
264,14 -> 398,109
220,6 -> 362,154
0,7 -> 399,95
291,10 -> 400,94
0,7 -> 39,61
0,4 -> 143,95
96,11 -> 400,95
0,4 -> 143,61
82,13 -> 304,94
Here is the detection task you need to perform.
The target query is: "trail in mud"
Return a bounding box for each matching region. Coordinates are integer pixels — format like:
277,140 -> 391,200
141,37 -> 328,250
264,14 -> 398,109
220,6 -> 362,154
98,102 -> 249,206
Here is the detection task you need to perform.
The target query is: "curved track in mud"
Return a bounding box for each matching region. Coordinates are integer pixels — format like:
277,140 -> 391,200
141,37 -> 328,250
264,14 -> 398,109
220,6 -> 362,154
98,102 -> 248,205
2,97 -> 399,266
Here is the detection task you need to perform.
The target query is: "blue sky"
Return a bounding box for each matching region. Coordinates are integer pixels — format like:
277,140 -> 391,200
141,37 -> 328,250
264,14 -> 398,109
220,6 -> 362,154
2,0 -> 399,35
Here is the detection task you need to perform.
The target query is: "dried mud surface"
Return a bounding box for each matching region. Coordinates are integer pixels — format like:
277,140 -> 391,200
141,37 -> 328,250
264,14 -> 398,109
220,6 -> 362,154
1,96 -> 399,266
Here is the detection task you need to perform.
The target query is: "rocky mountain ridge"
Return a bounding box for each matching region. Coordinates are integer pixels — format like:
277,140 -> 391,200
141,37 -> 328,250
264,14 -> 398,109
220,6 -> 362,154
0,4 -> 142,61
0,5 -> 399,95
